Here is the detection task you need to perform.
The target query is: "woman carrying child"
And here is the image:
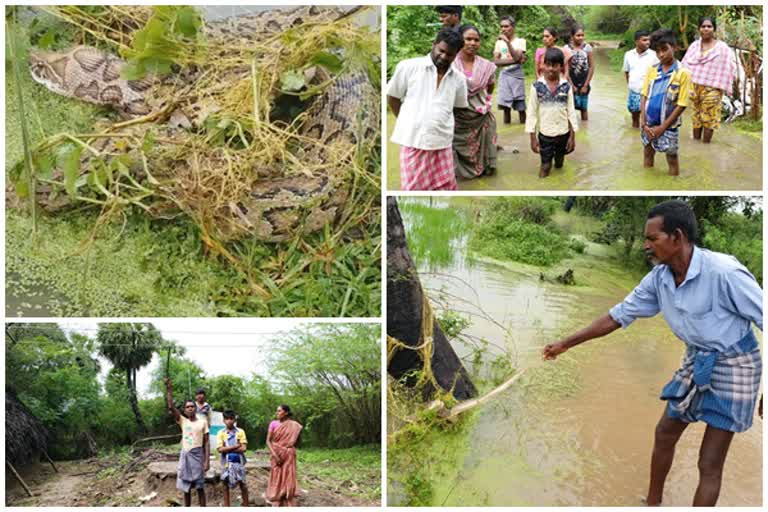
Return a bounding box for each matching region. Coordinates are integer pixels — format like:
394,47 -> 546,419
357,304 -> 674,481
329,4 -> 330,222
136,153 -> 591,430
681,16 -> 736,144
566,25 -> 594,121
453,24 -> 498,179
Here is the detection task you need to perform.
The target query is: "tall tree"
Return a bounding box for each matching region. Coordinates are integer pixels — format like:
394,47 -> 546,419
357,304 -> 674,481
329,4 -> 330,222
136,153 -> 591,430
97,323 -> 162,434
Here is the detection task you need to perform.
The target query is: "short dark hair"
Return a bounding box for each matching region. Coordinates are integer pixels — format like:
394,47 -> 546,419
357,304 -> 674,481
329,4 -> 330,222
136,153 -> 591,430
183,399 -> 196,408
698,16 -> 716,30
435,27 -> 464,52
279,404 -> 293,417
195,388 -> 206,396
647,200 -> 698,243
634,30 -> 650,41
543,27 -> 559,41
500,15 -> 515,27
543,47 -> 564,67
649,29 -> 677,51
436,6 -> 462,17
571,24 -> 584,36
460,24 -> 481,39
223,410 -> 236,420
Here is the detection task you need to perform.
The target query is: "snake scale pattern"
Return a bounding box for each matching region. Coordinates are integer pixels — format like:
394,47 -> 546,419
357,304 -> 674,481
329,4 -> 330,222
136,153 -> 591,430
27,6 -> 379,242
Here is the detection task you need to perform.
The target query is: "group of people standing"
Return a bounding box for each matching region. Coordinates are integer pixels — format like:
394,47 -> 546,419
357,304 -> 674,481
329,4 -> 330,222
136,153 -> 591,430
388,7 -> 738,188
164,378 -> 303,507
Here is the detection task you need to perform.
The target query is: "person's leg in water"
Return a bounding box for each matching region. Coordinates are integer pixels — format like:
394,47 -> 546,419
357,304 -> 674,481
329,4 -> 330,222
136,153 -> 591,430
692,425 -> 735,506
646,411 -> 689,506
239,481 -> 250,507
702,128 -> 714,143
666,153 -> 679,176
502,106 -> 511,125
632,111 -> 640,128
554,135 -> 566,169
643,144 -> 655,168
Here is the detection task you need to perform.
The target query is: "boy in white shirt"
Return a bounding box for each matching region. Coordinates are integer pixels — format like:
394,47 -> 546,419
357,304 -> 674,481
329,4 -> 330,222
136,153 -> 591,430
387,28 -> 468,190
623,30 -> 659,128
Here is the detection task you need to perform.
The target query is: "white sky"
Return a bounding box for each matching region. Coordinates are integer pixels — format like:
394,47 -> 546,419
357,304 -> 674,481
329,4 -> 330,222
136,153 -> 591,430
55,319 -> 326,399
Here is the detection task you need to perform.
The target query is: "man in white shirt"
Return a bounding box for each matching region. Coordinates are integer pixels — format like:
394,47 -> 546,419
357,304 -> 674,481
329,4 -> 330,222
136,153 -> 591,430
387,28 -> 469,190
623,30 -> 659,128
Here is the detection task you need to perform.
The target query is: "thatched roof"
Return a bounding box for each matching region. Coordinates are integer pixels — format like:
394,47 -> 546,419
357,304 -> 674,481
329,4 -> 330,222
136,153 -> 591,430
5,388 -> 49,466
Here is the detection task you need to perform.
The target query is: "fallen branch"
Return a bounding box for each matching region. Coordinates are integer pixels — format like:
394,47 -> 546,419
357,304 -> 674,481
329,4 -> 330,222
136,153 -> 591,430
7,461 -> 33,497
427,368 -> 529,420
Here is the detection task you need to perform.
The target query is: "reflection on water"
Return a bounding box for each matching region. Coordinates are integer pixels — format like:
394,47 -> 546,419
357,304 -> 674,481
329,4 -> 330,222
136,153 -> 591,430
392,203 -> 762,506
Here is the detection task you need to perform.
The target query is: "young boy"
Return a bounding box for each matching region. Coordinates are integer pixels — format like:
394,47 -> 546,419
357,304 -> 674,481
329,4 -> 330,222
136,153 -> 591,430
622,30 -> 659,128
387,28 -> 468,190
525,47 -> 579,178
165,378 -> 209,507
217,410 -> 249,507
640,29 -> 692,176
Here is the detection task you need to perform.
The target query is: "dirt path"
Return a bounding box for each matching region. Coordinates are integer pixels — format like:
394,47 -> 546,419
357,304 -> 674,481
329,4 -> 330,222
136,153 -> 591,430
387,42 -> 762,191
6,456 -> 379,507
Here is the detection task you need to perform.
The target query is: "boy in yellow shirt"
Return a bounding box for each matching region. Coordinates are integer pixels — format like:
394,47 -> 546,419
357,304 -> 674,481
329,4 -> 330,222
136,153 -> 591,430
217,410 -> 249,506
640,29 -> 692,176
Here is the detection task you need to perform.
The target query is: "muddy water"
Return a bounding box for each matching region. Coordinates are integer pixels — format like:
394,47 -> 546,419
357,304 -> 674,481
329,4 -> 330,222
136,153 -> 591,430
386,43 -> 762,191
394,203 -> 763,506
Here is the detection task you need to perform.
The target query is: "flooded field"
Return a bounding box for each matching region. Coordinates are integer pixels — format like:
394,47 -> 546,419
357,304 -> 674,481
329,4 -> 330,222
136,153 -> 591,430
386,43 -> 762,191
388,200 -> 762,506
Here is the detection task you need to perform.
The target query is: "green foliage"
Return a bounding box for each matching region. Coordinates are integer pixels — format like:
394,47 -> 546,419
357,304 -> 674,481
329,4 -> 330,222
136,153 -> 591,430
469,197 -> 572,267
437,311 -> 471,339
399,199 -> 469,270
702,210 -> 763,283
568,237 -> 587,254
298,445 -> 381,501
122,6 -> 206,79
269,324 -> 381,447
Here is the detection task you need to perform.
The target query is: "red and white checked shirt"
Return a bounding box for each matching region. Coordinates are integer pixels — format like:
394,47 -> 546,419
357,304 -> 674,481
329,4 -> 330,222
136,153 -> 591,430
681,39 -> 736,96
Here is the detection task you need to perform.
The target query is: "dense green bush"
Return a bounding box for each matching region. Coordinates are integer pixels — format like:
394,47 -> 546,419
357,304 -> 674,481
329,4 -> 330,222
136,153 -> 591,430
702,211 -> 763,284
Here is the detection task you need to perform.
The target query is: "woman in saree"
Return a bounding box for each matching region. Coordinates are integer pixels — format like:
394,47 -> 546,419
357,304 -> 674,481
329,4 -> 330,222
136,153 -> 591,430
265,405 -> 303,507
681,16 -> 736,143
452,24 -> 498,179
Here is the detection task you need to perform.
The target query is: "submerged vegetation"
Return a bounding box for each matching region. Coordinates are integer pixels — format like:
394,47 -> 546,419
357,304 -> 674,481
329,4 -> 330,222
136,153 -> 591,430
6,5 -> 381,317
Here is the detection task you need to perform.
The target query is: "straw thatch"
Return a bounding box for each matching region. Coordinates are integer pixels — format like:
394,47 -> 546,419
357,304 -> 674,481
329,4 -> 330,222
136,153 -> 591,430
5,388 -> 49,466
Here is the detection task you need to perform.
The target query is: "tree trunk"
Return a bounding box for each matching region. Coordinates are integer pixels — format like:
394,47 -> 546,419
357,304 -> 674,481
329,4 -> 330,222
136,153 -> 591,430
127,368 -> 147,434
386,197 -> 477,400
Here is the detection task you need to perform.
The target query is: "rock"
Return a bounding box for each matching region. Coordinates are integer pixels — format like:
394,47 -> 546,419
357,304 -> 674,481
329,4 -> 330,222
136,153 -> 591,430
139,491 -> 158,503
249,495 -> 268,506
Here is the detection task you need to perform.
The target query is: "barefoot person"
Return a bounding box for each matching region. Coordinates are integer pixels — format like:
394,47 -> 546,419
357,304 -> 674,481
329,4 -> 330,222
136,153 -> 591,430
265,405 -> 303,507
453,24 -> 498,179
681,16 -> 736,144
623,30 -> 658,128
165,378 -> 210,507
566,25 -> 594,122
494,16 -> 527,125
640,29 -> 692,176
543,200 -> 762,507
387,28 -> 468,190
526,48 -> 578,178
217,410 -> 249,507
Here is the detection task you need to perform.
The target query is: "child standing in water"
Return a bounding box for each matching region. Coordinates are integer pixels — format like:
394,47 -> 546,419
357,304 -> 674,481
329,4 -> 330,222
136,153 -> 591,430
526,47 -> 579,178
566,25 -> 594,121
640,29 -> 691,176
623,30 -> 658,128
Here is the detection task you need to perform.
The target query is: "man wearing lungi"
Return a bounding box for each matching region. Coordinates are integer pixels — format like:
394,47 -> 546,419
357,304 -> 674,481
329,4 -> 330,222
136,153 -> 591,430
543,199 -> 762,507
166,377 -> 210,507
387,28 -> 468,191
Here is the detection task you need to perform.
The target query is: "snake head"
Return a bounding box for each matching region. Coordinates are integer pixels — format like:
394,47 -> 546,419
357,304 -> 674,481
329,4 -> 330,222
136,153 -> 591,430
29,49 -> 69,96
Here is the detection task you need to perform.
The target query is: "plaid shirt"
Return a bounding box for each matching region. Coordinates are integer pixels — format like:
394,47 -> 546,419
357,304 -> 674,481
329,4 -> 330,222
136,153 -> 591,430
681,39 -> 736,95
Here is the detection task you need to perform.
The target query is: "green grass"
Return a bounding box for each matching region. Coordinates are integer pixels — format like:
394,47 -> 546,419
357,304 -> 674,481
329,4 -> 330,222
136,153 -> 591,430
299,445 -> 381,501
606,48 -> 625,73
731,116 -> 762,134
6,16 -> 381,318
399,198 -> 471,270
587,32 -> 624,41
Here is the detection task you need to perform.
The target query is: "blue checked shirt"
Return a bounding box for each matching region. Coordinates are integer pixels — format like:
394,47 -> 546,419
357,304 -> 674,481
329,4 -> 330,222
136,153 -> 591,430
609,247 -> 762,352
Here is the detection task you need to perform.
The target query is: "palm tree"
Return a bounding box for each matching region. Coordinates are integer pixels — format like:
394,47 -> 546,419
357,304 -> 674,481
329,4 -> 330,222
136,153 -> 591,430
97,323 -> 162,434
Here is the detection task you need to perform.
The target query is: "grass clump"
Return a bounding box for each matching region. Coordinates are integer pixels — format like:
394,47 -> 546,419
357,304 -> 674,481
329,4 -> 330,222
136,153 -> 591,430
399,198 -> 470,270
299,445 -> 381,501
469,197 -> 574,267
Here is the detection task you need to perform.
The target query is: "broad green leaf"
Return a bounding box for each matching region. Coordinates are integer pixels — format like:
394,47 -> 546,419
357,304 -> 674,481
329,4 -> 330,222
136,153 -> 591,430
311,52 -> 343,74
57,144 -> 83,198
280,69 -> 306,92
176,7 -> 201,38
33,152 -> 54,180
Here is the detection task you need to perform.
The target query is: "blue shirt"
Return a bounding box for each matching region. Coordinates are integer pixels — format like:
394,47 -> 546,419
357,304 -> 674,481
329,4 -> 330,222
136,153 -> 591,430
609,247 -> 762,352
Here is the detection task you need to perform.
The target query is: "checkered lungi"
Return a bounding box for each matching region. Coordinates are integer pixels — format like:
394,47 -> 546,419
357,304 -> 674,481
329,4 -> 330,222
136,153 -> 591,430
399,146 -> 457,191
661,330 -> 762,433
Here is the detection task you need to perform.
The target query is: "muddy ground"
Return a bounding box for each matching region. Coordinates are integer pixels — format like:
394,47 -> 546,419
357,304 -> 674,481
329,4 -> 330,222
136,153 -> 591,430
6,448 -> 380,507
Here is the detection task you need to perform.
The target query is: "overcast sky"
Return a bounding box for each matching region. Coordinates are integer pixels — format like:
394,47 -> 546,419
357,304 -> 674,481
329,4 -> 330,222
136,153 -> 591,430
55,319 -> 332,399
